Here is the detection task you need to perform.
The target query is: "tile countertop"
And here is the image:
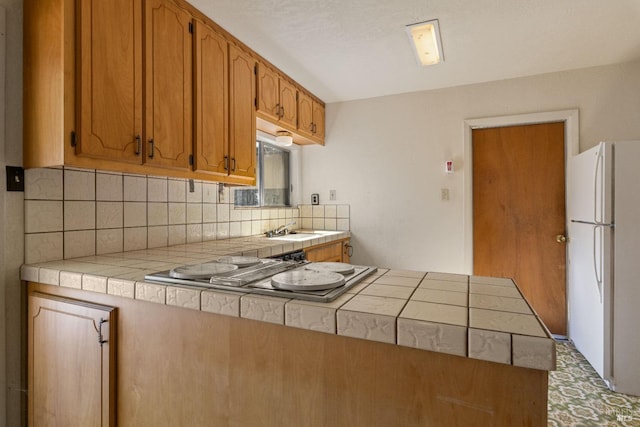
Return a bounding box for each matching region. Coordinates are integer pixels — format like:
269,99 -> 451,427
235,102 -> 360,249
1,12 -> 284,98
20,231 -> 556,372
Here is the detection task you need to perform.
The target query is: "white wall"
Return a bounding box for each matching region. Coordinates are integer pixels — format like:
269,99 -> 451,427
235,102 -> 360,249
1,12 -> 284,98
302,60 -> 640,272
1,0 -> 23,425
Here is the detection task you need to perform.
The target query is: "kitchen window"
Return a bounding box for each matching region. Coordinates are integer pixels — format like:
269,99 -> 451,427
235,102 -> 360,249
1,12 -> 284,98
234,134 -> 293,207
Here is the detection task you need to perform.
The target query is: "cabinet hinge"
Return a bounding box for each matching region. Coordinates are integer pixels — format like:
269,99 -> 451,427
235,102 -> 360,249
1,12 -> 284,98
70,131 -> 77,148
188,22 -> 193,33
189,154 -> 194,166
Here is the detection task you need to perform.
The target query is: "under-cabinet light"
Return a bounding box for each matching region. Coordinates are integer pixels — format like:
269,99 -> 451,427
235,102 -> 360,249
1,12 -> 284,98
406,19 -> 444,66
275,131 -> 293,147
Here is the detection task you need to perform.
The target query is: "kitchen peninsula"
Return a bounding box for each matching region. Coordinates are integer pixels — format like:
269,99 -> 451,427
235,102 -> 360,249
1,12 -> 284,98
23,231 -> 555,426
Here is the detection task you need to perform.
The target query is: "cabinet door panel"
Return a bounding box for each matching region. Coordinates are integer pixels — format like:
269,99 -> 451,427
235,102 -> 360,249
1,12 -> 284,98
297,91 -> 314,138
279,78 -> 298,129
29,292 -> 116,426
257,65 -> 279,122
145,0 -> 192,170
194,21 -> 228,175
312,101 -> 325,141
77,0 -> 142,162
229,45 -> 256,180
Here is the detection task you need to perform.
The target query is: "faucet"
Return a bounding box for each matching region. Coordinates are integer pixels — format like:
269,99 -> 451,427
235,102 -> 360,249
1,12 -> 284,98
266,221 -> 296,237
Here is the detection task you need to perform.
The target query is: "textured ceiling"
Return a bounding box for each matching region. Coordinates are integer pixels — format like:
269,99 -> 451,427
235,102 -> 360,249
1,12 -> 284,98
190,0 -> 640,103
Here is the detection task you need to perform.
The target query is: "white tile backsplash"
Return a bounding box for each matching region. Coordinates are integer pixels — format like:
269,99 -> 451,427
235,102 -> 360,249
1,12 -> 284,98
96,172 -> 123,201
123,175 -> 147,201
124,202 -> 147,227
147,177 -> 168,202
64,169 -> 95,200
25,168 -> 63,200
24,168 -> 351,261
25,201 -> 63,233
96,202 -> 124,229
64,201 -> 96,230
168,179 -> 186,202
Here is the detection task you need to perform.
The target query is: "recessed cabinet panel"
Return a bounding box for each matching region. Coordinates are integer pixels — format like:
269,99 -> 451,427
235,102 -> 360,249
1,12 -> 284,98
29,292 -> 116,426
279,78 -> 298,129
76,0 -> 142,163
144,0 -> 193,170
194,21 -> 229,176
257,65 -> 279,122
312,101 -> 325,141
297,91 -> 314,138
229,45 -> 256,181
256,64 -> 299,133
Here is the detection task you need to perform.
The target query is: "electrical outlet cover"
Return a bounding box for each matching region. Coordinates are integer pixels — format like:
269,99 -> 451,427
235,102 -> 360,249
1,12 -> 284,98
311,193 -> 320,205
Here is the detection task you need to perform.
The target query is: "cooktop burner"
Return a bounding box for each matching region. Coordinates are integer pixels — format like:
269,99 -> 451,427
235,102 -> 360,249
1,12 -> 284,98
144,259 -> 377,303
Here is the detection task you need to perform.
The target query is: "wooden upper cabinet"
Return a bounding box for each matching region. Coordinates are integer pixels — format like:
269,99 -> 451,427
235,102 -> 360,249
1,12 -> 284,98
144,0 -> 193,170
279,79 -> 298,129
194,20 -> 229,176
228,44 -> 256,182
256,64 -> 297,129
297,91 -> 325,144
76,0 -> 143,163
29,292 -> 116,426
256,64 -> 279,122
312,100 -> 325,141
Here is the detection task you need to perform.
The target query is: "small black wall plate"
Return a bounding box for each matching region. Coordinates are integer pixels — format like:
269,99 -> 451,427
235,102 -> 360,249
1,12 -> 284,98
6,166 -> 25,192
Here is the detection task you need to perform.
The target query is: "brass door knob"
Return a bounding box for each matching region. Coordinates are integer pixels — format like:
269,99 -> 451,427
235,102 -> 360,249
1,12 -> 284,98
556,235 -> 567,243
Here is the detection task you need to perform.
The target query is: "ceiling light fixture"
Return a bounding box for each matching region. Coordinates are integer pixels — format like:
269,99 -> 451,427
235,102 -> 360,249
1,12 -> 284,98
406,19 -> 444,66
275,130 -> 293,147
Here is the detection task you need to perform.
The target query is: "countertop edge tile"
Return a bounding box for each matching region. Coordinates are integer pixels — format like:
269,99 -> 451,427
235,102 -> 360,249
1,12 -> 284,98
20,231 -> 557,371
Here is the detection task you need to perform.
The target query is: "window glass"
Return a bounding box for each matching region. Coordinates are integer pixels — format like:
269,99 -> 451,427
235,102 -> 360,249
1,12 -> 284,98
234,140 -> 290,207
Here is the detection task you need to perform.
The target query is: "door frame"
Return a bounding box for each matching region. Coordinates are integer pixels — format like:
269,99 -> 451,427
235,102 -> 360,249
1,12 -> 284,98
462,109 -> 580,273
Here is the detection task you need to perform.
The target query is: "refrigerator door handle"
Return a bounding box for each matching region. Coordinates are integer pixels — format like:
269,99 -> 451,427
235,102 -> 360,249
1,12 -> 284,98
593,147 -> 603,224
593,225 -> 603,303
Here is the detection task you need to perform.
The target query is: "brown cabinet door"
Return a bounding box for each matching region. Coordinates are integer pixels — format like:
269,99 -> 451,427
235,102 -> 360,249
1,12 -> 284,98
312,101 -> 325,142
194,21 -> 229,176
228,44 -> 256,182
305,240 -> 348,263
144,0 -> 192,170
76,0 -> 142,163
279,78 -> 298,129
29,292 -> 116,426
256,64 -> 279,122
297,91 -> 314,138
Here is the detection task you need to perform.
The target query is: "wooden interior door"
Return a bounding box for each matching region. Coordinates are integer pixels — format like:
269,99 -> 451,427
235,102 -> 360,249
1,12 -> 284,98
472,122 -> 567,335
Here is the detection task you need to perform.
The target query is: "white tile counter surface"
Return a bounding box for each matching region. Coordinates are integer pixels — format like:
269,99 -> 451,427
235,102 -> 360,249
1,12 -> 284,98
21,232 -> 556,371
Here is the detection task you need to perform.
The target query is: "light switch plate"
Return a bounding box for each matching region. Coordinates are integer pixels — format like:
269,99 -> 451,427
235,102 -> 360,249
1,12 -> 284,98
6,166 -> 24,192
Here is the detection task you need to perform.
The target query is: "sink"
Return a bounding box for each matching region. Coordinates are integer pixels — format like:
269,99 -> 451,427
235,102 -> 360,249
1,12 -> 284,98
267,230 -> 341,242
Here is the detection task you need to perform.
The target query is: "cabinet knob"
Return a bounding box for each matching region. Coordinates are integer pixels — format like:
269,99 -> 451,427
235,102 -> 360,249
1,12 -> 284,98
556,234 -> 567,243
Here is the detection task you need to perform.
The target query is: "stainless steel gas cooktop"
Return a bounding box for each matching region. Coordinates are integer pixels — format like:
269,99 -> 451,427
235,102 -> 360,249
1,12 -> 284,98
144,258 -> 377,303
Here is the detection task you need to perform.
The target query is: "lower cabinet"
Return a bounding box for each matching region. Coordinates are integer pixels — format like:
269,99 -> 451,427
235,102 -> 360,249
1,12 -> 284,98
305,238 -> 351,263
28,292 -> 116,427
26,282 -> 548,426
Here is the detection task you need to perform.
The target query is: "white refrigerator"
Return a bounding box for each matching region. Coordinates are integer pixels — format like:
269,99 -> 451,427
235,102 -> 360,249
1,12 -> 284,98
568,140 -> 640,396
